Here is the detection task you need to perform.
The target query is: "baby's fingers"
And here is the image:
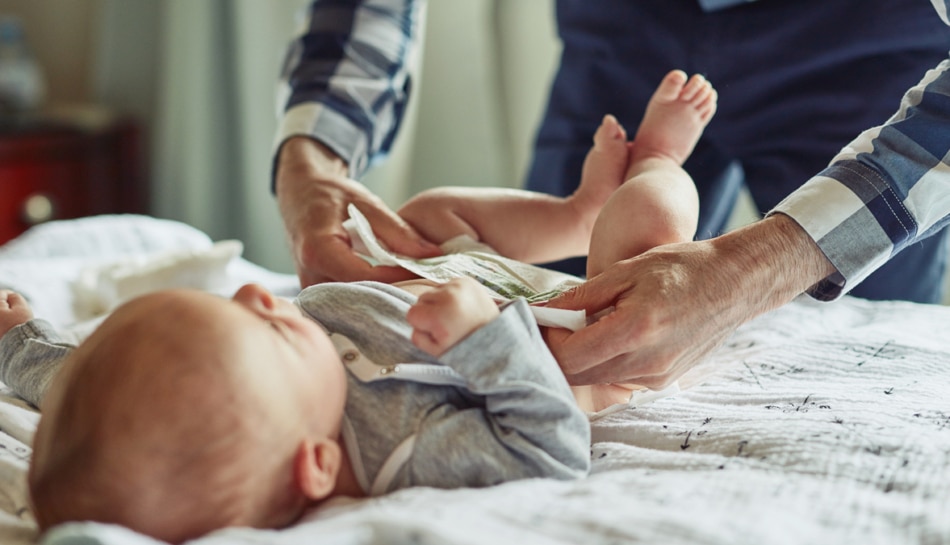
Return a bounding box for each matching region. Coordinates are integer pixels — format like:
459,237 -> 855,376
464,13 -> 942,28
410,328 -> 447,356
1,290 -> 26,310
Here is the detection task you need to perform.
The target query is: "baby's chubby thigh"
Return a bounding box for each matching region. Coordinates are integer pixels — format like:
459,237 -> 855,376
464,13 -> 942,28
571,383 -> 640,414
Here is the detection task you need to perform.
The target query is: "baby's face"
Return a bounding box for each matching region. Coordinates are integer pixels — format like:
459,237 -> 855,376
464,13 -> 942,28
29,284 -> 347,541
39,282 -> 348,447
228,283 -> 347,425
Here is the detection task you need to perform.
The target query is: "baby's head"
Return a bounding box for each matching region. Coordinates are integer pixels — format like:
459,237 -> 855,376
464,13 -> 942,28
28,284 -> 348,543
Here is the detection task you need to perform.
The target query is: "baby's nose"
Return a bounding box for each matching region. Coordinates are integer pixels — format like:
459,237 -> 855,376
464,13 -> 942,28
232,283 -> 276,312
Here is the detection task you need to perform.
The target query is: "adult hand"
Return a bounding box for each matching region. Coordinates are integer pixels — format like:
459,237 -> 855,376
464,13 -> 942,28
544,215 -> 836,389
276,137 -> 442,287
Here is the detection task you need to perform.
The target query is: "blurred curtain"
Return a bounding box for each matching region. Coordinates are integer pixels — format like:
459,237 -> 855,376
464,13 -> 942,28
91,0 -> 559,273
403,1 -> 559,193
94,0 -> 306,272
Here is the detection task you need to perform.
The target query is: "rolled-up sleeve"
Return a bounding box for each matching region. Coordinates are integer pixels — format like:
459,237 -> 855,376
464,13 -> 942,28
772,2 -> 950,300
274,0 -> 423,180
0,320 -> 73,408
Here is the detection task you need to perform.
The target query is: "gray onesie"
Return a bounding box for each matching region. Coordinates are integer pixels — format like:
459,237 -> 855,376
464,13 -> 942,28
297,282 -> 589,494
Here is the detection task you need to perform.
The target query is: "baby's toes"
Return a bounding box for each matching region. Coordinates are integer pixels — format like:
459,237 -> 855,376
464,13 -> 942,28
591,115 -> 629,166
680,74 -> 710,103
655,69 -> 689,102
593,114 -> 627,148
697,90 -> 718,120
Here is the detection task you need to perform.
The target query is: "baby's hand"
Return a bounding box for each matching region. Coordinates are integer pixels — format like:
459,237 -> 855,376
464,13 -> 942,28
406,277 -> 500,356
0,290 -> 33,339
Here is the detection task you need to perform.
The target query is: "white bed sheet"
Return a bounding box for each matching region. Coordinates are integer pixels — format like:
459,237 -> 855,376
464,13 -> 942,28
1,215 -> 948,545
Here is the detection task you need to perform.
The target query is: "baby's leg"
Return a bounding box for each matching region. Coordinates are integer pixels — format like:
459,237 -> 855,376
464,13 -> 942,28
567,114 -> 630,230
397,116 -> 631,264
571,382 -> 644,414
574,71 -> 717,413
586,70 -> 716,278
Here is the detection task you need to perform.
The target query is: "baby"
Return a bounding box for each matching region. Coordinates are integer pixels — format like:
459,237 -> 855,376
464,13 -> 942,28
0,69 -> 716,544
1,277 -> 589,544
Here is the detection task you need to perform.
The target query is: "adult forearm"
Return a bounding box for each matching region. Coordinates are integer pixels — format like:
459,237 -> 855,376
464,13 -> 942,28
711,213 -> 837,319
276,137 -> 349,185
275,137 -> 350,242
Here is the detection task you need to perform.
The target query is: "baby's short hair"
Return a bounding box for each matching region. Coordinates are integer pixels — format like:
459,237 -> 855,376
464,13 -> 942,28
28,295 -> 300,543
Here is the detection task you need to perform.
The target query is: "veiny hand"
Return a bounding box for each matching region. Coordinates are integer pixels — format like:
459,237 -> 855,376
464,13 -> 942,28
544,215 -> 835,389
406,277 -> 500,356
276,137 -> 442,287
544,241 -> 740,389
0,290 -> 33,338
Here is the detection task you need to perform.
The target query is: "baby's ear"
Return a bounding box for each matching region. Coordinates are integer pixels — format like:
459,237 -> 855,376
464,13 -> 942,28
293,439 -> 341,500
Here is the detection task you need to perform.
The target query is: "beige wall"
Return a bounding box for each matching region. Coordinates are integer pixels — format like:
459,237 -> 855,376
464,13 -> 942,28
0,0 -> 102,105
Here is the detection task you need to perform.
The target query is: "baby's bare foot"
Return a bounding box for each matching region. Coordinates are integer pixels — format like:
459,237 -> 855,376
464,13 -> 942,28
573,114 -> 630,212
630,70 -> 717,169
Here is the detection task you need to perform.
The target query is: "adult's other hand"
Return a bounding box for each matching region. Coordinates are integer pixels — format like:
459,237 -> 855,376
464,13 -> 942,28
275,137 -> 442,286
544,214 -> 835,389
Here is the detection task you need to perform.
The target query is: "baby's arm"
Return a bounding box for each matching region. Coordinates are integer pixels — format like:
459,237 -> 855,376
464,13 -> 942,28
405,277 -> 499,356
0,290 -> 74,408
0,290 -> 33,338
403,297 -> 591,487
398,187 -> 592,264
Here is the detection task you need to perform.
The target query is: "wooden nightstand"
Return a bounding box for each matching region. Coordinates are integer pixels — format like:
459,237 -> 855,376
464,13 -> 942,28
0,109 -> 146,244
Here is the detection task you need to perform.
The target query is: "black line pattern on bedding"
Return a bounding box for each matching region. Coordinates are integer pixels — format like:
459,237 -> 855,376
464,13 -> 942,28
912,410 -> 950,432
764,394 -> 832,413
610,327 -> 950,488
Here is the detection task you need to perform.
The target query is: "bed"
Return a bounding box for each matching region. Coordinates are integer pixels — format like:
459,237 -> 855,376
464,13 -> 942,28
0,214 -> 948,545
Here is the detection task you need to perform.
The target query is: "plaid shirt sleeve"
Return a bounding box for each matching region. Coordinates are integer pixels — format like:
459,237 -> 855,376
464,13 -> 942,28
771,0 -> 950,301
273,0 -> 423,180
